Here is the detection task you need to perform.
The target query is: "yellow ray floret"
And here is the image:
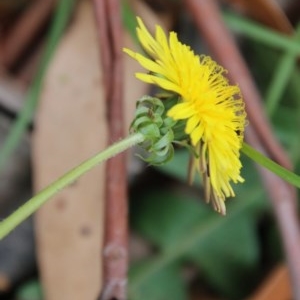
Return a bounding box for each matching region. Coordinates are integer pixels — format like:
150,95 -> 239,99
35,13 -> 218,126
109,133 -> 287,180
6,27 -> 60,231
124,17 -> 247,214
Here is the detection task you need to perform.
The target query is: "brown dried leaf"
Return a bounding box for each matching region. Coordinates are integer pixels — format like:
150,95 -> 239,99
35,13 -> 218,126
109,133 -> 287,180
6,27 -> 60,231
32,2 -> 106,299
249,265 -> 291,300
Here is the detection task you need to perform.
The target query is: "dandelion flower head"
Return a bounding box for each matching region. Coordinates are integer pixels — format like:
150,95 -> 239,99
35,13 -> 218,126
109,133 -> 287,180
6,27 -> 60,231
124,17 -> 247,214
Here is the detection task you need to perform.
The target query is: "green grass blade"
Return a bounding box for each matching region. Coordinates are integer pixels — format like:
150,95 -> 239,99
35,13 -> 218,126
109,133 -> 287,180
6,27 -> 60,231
224,12 -> 300,54
122,0 -> 138,44
242,142 -> 300,188
0,0 -> 76,171
265,24 -> 300,116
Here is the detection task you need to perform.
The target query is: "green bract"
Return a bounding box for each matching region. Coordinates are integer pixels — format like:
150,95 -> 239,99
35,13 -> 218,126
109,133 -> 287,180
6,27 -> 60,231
130,96 -> 179,165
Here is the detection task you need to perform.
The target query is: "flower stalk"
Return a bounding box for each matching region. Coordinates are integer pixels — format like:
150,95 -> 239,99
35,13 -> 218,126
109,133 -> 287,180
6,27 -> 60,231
0,133 -> 144,240
1,129 -> 299,240
242,143 -> 300,189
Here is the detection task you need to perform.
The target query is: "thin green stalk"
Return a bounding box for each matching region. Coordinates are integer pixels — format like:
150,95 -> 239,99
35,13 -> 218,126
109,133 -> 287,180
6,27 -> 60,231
0,0 -> 76,171
224,12 -> 300,54
265,24 -> 300,116
0,133 -> 145,240
242,142 -> 300,188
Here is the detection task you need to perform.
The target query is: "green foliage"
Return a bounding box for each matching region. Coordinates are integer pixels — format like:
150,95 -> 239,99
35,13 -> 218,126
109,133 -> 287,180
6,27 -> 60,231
122,0 -> 139,45
224,12 -> 300,54
16,279 -> 43,300
274,106 -> 300,167
129,154 -> 269,299
130,260 -> 187,300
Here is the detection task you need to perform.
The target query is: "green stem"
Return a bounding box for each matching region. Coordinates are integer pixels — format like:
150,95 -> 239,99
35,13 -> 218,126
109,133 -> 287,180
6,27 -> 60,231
242,142 -> 300,188
0,133 -> 145,240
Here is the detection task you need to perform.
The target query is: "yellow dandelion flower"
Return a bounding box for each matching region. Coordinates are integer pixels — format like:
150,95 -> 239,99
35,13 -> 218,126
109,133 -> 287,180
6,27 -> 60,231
124,17 -> 247,214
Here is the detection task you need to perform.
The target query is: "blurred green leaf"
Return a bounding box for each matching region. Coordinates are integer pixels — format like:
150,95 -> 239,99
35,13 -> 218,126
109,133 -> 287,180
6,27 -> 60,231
16,279 -> 43,300
122,0 -> 138,45
265,25 -> 300,116
131,189 -> 207,249
273,106 -> 300,161
240,35 -> 300,164
187,214 -> 259,298
156,149 -> 201,184
130,260 -> 187,300
224,12 -> 300,54
130,175 -> 266,299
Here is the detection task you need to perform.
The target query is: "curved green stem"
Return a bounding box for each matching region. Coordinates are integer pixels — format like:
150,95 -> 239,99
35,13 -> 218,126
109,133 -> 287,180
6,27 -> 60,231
242,142 -> 300,188
0,133 -> 144,240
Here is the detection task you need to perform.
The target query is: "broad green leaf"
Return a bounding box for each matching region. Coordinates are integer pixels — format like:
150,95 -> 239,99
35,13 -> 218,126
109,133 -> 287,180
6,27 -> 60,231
130,260 -> 187,300
130,179 -> 266,299
187,214 -> 259,298
131,190 -> 208,248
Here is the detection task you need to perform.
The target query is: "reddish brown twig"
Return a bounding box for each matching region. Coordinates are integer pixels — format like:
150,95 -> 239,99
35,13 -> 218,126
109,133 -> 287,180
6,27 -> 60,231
184,0 -> 300,298
93,1 -> 127,299
1,0 -> 56,69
